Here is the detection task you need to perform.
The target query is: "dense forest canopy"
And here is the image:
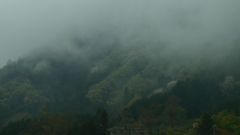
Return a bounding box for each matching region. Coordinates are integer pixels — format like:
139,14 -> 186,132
0,37 -> 239,134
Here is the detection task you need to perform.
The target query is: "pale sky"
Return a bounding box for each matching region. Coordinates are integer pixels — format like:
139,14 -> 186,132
1,0 -> 240,67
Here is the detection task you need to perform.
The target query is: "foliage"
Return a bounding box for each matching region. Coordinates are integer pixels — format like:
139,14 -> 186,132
172,76 -> 222,117
0,108 -> 110,135
212,110 -> 240,134
0,77 -> 49,126
197,113 -> 214,135
0,38 -> 240,133
0,119 -> 31,135
162,95 -> 186,129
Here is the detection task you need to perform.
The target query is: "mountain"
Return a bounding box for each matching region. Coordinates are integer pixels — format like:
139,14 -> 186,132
0,37 -> 240,128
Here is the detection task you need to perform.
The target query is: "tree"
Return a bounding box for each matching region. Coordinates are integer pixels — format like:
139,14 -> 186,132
0,119 -> 31,135
99,109 -> 110,135
212,110 -> 240,134
220,76 -> 240,98
138,108 -> 159,135
172,77 -> 222,118
197,113 -> 214,135
79,118 -> 98,135
163,95 -> 186,130
95,107 -> 110,135
121,110 -> 136,135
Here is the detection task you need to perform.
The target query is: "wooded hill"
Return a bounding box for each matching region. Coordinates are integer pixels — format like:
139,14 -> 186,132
0,38 -> 240,134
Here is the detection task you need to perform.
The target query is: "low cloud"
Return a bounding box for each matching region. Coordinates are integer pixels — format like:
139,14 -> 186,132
1,0 -> 240,67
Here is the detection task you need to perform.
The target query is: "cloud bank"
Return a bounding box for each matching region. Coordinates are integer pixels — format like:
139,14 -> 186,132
1,0 -> 240,67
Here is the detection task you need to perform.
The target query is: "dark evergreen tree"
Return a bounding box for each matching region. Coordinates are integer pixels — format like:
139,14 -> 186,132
198,113 -> 214,135
0,119 -> 30,135
96,107 -> 110,135
172,77 -> 222,118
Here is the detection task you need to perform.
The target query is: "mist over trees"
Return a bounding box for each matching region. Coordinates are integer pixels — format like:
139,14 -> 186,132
0,39 -> 239,134
0,0 -> 240,134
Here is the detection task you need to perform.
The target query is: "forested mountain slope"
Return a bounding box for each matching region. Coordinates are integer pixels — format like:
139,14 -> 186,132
0,38 -> 240,128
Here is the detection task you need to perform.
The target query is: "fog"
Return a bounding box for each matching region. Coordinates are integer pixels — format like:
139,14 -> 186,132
1,0 -> 240,67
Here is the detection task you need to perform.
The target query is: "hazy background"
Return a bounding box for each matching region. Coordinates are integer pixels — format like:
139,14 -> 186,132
1,0 -> 240,68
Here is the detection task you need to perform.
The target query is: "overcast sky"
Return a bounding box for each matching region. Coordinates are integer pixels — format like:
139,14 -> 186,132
1,0 -> 240,68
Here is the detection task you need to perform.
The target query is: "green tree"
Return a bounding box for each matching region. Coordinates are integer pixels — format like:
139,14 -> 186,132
0,119 -> 31,135
138,108 -> 158,135
197,113 -> 214,135
95,107 -> 110,135
79,118 -> 97,135
163,95 -> 186,130
212,110 -> 240,134
121,110 -> 136,135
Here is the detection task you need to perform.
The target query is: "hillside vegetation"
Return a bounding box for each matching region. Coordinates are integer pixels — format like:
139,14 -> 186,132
0,38 -> 240,134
